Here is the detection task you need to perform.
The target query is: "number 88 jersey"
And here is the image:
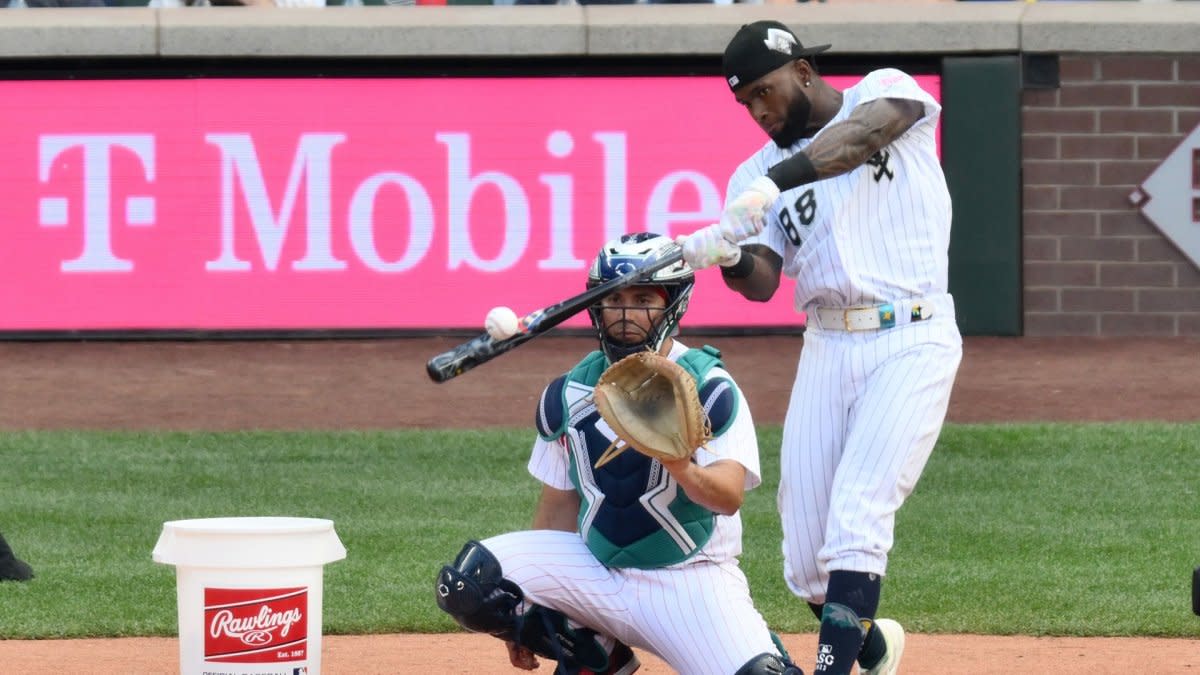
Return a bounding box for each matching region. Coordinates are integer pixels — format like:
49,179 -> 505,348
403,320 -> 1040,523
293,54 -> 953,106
730,68 -> 953,313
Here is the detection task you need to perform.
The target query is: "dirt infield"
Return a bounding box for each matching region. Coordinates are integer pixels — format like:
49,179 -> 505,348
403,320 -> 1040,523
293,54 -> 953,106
2,335 -> 1198,430
1,632 -> 1198,674
1,335 -> 1198,673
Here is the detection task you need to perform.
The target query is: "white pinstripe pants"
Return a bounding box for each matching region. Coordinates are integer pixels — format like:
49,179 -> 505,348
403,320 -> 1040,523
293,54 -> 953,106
482,530 -> 782,674
779,302 -> 962,603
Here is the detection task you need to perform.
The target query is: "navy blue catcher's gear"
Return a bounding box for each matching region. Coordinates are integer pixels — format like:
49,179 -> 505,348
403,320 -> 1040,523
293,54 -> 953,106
532,346 -> 739,569
435,541 -> 610,675
734,652 -> 806,675
435,540 -> 523,635
586,232 -> 695,363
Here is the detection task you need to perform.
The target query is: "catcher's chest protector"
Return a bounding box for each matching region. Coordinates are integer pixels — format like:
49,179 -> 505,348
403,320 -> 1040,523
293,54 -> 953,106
541,348 -> 725,569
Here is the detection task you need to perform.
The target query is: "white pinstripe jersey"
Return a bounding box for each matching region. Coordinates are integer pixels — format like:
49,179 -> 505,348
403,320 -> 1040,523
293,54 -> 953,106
526,340 -> 762,566
733,68 -> 952,312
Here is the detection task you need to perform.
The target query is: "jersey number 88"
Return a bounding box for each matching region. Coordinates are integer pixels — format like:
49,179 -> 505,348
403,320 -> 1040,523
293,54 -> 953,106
778,188 -> 817,246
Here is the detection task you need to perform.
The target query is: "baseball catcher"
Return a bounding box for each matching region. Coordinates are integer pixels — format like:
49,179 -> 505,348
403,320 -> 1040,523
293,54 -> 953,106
435,233 -> 802,675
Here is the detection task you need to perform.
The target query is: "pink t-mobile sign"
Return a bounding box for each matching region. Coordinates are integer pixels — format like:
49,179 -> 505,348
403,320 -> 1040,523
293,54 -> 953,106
0,75 -> 939,332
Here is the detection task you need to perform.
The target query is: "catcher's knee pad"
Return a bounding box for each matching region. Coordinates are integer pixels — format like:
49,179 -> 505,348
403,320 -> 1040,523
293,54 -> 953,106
435,541 -> 608,673
434,540 -> 523,635
734,652 -> 805,675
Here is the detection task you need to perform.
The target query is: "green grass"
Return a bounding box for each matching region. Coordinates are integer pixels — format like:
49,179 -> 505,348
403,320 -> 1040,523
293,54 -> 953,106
0,424 -> 1197,639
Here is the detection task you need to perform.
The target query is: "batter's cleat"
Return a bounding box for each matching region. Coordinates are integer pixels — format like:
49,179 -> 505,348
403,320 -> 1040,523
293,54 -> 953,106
859,618 -> 905,675
581,640 -> 640,675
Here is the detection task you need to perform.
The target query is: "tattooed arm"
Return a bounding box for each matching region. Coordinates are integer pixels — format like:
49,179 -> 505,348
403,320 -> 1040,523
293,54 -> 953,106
766,98 -> 924,191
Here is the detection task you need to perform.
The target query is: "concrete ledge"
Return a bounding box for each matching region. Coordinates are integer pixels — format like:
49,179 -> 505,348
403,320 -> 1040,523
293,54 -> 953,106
158,6 -> 586,57
3,3 -> 1200,60
0,8 -> 157,58
1023,2 -> 1200,54
585,3 -> 1024,56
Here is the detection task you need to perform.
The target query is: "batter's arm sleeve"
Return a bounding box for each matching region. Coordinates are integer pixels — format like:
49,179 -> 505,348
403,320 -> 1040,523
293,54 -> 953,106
853,68 -> 941,127
530,484 -> 580,532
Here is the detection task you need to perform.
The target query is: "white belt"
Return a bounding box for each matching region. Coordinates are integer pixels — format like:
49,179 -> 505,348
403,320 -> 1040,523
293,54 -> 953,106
812,298 -> 937,332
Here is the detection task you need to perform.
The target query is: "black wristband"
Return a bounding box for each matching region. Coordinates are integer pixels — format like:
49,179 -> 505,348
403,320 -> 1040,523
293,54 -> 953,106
766,152 -> 818,192
720,249 -> 755,279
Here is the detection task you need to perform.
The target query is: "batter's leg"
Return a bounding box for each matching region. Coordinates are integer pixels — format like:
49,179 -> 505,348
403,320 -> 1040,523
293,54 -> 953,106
778,329 -> 851,604
815,325 -> 961,675
821,330 -> 961,576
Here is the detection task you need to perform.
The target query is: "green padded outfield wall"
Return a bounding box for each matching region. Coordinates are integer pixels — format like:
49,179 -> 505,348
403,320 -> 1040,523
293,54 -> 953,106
941,56 -> 1022,336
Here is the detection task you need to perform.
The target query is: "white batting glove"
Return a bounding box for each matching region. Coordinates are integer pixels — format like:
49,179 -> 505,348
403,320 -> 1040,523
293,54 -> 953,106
719,175 -> 781,242
675,226 -> 741,271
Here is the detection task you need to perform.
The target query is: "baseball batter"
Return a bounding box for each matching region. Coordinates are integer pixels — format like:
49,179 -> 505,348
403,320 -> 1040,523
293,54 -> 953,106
678,21 -> 963,675
435,233 -> 802,675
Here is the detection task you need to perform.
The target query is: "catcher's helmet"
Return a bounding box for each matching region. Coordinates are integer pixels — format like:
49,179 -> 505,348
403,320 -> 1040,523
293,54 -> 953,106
586,232 -> 694,363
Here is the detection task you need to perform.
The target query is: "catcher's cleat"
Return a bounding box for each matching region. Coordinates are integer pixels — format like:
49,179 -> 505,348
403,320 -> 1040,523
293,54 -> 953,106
580,640 -> 640,675
859,618 -> 905,675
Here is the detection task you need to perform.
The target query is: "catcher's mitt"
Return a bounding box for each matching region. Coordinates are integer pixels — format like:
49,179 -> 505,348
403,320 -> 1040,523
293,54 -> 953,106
592,351 -> 712,468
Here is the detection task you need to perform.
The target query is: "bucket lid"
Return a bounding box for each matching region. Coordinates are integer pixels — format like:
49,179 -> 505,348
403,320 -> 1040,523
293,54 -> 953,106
152,517 -> 347,569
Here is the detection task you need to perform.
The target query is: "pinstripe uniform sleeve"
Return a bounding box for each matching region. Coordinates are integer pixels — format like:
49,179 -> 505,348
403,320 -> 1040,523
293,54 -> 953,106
528,435 -> 573,491
528,376 -> 575,491
852,68 -> 942,129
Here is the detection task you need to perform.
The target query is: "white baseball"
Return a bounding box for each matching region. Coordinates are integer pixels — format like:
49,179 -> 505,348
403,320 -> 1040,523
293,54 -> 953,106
485,306 -> 522,341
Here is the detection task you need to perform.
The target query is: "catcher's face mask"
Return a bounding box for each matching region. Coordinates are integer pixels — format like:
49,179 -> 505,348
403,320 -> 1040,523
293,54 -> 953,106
598,286 -> 668,347
586,232 -> 695,363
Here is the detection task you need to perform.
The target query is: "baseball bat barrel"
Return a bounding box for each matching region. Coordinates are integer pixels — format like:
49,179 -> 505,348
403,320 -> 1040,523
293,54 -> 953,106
425,331 -> 537,383
426,247 -> 684,383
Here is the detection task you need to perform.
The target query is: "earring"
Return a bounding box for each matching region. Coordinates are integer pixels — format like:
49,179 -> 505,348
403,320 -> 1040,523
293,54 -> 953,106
805,80 -> 812,87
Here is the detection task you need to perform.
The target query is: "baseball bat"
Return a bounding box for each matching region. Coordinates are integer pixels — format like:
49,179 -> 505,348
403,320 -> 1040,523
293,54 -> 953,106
426,247 -> 684,383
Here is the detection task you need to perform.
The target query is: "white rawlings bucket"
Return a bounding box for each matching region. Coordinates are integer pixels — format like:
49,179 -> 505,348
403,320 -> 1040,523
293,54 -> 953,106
152,517 -> 347,675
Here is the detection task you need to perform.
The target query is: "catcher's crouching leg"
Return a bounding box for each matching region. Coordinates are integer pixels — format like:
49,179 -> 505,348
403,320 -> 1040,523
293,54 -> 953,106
435,540 -> 613,674
734,652 -> 805,675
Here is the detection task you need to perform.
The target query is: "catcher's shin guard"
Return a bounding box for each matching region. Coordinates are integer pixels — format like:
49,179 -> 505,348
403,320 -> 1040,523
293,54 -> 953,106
515,605 -> 610,674
733,652 -> 805,675
434,540 -> 523,635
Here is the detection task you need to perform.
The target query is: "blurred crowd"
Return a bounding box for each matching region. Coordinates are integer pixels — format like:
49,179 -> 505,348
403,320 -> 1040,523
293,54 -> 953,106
0,0 -> 1180,8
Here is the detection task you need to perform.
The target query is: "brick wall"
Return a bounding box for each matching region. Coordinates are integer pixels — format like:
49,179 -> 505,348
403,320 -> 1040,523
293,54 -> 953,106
1021,54 -> 1200,336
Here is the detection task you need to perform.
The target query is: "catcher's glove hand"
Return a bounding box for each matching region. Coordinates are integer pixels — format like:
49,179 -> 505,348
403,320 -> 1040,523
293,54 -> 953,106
592,351 -> 712,468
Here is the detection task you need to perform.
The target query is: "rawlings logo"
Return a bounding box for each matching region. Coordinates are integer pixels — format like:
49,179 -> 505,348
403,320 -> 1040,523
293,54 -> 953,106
210,605 -> 304,644
204,587 -> 309,664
